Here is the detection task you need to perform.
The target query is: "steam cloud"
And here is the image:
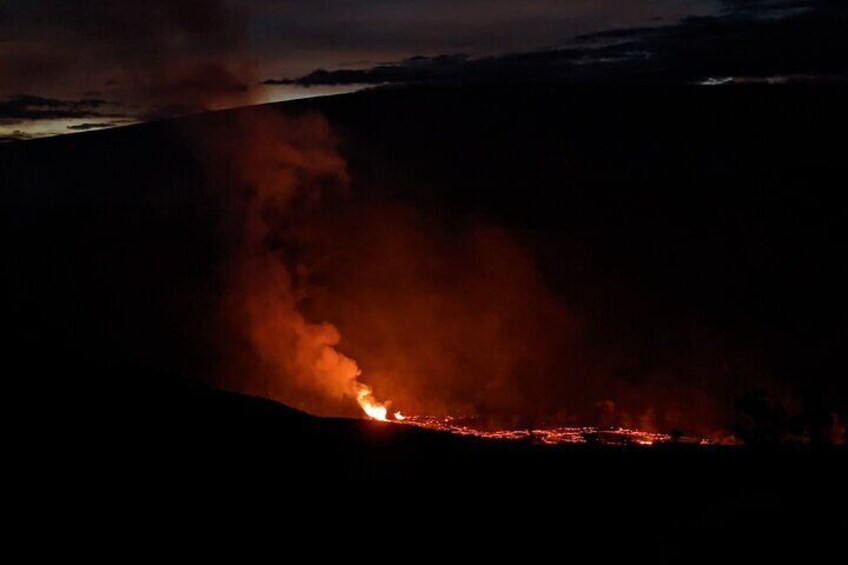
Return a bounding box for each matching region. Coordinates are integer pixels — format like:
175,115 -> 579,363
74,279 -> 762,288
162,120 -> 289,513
186,109 -> 588,421
184,109 -> 774,436
186,110 -> 371,416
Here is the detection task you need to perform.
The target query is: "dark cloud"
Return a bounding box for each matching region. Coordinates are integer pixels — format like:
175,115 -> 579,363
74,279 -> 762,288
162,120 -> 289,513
246,0 -> 717,66
272,3 -> 846,86
0,0 -> 254,111
3,0 -> 844,140
134,86 -> 245,122
0,130 -> 36,143
714,0 -> 848,21
272,46 -> 653,86
588,3 -> 848,81
0,95 -> 125,125
137,104 -> 207,122
718,0 -> 814,10
66,123 -> 120,131
2,95 -> 108,111
2,1 -> 716,102
263,54 -> 472,86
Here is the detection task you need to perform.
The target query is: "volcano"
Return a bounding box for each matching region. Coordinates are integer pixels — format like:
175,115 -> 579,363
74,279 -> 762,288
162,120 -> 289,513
3,84 -> 846,544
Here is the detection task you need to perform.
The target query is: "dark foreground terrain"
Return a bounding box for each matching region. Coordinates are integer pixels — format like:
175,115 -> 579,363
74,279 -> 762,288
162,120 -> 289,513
3,85 -> 847,552
106,377 -> 847,554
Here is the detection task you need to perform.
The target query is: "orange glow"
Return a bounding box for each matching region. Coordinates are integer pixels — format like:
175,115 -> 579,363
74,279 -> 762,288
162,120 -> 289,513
353,383 -> 704,445
352,385 -> 702,444
386,415 -> 705,446
187,111 -> 726,444
357,385 -> 389,421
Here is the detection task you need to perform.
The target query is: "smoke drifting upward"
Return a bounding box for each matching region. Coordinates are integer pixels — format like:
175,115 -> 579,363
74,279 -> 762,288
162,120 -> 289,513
186,110 -> 374,416
186,109 -> 588,421
299,207 -> 584,424
184,108 -> 774,435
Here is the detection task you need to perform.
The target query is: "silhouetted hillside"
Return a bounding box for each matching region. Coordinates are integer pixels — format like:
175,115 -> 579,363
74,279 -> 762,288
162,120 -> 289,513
4,84 -> 847,423
3,87 -> 846,545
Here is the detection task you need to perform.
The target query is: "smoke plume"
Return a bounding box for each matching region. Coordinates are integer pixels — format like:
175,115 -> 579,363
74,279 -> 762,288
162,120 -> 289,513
184,109 -> 376,416
186,108 -> 588,421
185,107 -> 771,435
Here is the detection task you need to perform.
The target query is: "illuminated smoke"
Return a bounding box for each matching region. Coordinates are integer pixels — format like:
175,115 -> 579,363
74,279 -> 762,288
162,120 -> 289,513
184,109 -> 379,417
186,109 -> 587,422
183,107 -> 781,437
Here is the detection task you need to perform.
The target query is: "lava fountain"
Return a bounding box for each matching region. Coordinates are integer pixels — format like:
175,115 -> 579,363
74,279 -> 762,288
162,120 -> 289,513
356,384 -> 390,421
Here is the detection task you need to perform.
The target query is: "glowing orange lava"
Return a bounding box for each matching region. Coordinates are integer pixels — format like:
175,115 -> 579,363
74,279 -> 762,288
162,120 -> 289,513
398,416 -> 698,445
355,391 -> 706,445
359,404 -> 708,445
356,385 -> 389,421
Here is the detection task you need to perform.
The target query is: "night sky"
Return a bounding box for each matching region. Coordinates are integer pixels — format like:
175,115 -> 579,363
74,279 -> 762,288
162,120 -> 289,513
3,1 -> 844,141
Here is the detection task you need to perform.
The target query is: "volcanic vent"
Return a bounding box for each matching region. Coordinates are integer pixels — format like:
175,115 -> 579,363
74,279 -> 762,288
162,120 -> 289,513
184,107 -> 731,445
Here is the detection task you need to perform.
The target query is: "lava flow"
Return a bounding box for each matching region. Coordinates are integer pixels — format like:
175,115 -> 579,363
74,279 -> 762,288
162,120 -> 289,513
356,395 -> 705,446
397,415 -> 704,446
